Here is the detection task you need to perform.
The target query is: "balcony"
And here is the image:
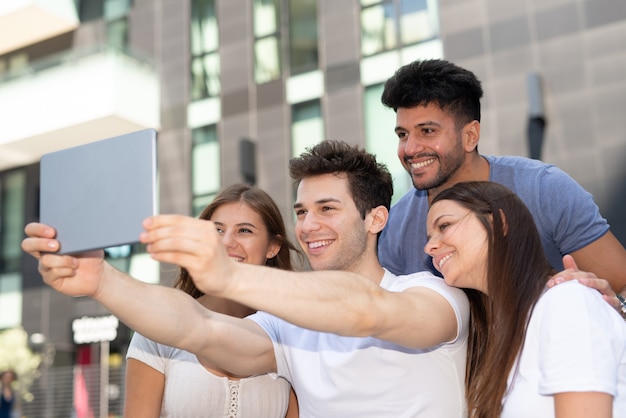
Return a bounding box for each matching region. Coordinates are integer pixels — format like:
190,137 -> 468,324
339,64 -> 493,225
0,0 -> 79,55
0,47 -> 160,171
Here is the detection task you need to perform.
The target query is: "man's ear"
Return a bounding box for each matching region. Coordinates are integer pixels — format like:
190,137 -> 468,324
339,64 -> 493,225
463,120 -> 480,152
366,205 -> 389,235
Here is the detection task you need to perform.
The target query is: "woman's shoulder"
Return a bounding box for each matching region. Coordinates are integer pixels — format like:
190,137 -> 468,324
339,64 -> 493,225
538,280 -> 626,332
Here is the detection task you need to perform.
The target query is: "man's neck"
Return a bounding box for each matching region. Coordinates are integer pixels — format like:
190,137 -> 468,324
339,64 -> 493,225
345,257 -> 386,285
427,153 -> 490,205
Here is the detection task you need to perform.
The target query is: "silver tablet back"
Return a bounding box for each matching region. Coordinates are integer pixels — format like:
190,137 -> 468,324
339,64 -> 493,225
40,129 -> 158,254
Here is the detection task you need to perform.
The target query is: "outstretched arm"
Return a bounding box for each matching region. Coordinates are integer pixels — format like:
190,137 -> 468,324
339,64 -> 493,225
226,265 -> 460,348
141,215 -> 463,349
22,222 -> 276,377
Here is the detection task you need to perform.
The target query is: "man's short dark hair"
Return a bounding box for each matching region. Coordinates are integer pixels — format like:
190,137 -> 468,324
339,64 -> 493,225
289,140 -> 393,218
381,59 -> 483,129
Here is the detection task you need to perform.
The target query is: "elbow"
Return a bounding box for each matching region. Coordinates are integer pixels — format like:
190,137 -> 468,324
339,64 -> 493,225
338,300 -> 386,338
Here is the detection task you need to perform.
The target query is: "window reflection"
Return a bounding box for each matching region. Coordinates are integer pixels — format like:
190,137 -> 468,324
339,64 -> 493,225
360,0 -> 439,57
78,0 -> 131,49
0,169 -> 25,328
254,0 -> 282,84
1,170 -> 25,273
104,0 -> 131,21
400,0 -> 439,45
191,0 -> 220,100
191,53 -> 221,100
361,2 -> 396,56
0,272 -> 21,328
107,18 -> 128,50
288,0 -> 318,75
291,100 -> 323,158
255,37 -> 281,84
363,84 -> 411,204
254,0 -> 279,37
192,125 -> 220,216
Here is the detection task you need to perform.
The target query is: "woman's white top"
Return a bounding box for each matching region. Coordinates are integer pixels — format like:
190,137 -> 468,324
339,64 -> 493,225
127,333 -> 291,418
502,280 -> 626,417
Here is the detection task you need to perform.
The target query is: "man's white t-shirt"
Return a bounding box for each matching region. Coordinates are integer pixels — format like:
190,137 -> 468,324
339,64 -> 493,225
502,281 -> 626,418
248,270 -> 470,418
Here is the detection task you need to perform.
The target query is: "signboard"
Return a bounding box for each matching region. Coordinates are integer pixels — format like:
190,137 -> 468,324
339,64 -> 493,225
72,315 -> 119,344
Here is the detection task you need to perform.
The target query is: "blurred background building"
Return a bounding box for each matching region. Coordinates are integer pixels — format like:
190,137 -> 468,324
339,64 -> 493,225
0,0 -> 625,415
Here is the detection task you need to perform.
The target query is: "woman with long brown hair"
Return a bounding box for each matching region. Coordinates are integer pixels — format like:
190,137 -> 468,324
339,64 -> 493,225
425,181 -> 626,418
124,183 -> 300,418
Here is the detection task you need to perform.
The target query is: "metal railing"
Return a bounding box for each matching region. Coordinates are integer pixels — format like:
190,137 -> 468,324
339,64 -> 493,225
20,363 -> 125,418
0,44 -> 155,84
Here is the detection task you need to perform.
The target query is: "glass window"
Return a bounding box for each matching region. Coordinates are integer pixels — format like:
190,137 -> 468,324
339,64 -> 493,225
191,0 -> 219,55
80,0 -> 105,22
107,18 -> 128,50
1,170 -> 25,273
78,0 -> 131,48
0,169 -> 25,329
400,0 -> 438,45
191,0 -> 220,100
0,272 -> 21,329
288,0 -> 318,75
104,0 -> 132,21
192,125 -> 220,215
254,0 -> 279,38
360,1 -> 396,56
255,38 -> 281,84
363,84 -> 411,204
360,0 -> 439,57
291,100 -> 323,158
191,53 -> 221,100
254,0 -> 281,84
104,244 -> 133,272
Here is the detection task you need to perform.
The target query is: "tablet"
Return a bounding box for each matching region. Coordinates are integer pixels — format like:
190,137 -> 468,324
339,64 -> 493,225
40,128 -> 158,255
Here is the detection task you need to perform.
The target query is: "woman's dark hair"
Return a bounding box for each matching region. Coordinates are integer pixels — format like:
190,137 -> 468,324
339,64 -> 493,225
432,181 -> 554,418
173,184 -> 299,298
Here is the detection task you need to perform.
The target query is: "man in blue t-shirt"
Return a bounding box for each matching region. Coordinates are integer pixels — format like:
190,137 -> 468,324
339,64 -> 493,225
377,59 -> 626,294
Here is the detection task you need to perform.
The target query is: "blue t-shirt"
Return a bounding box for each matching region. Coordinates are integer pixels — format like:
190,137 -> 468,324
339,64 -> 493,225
378,155 -> 609,276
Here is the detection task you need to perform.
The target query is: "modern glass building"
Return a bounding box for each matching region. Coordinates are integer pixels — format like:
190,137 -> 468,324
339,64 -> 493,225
1,0 -> 625,415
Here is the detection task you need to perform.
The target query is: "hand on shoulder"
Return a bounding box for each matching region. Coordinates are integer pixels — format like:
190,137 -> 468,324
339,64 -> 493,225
547,255 -> 625,318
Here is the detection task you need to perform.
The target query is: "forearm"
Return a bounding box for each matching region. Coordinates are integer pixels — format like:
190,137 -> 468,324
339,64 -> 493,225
96,264 -> 276,376
214,264 -> 459,348
571,231 -> 626,292
220,264 -> 392,337
95,263 -> 206,352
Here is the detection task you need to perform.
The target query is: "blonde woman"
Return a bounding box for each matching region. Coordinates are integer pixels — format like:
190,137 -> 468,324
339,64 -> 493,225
124,184 -> 299,418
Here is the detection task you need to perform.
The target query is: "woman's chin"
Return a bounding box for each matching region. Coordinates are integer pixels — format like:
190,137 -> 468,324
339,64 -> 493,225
442,276 -> 454,287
